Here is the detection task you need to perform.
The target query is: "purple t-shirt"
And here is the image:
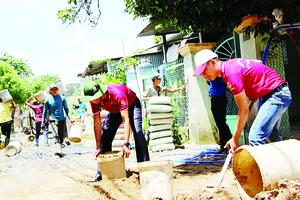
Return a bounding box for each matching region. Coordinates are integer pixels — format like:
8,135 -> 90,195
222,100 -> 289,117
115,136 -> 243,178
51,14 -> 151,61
91,84 -> 137,114
220,58 -> 285,100
28,104 -> 44,123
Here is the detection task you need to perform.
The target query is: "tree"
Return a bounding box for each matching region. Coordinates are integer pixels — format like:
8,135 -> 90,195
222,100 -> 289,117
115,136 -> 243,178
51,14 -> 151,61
0,62 -> 60,106
124,0 -> 300,53
0,62 -> 27,105
30,74 -> 60,93
57,0 -> 101,28
0,51 -> 33,77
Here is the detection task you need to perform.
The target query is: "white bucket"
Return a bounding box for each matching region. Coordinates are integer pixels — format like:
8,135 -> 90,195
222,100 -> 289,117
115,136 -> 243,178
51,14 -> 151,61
233,139 -> 300,198
97,151 -> 126,180
0,89 -> 12,102
137,160 -> 174,200
34,90 -> 46,103
69,123 -> 83,143
55,81 -> 66,94
5,140 -> 22,156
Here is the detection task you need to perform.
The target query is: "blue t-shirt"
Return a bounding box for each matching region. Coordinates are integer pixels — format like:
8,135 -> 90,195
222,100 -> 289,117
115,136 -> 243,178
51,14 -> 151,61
158,64 -> 166,86
76,102 -> 86,116
42,95 -> 69,122
208,77 -> 227,97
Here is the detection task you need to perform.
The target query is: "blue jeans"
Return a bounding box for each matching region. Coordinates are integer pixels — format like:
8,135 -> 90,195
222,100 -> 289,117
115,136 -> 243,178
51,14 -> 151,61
249,86 -> 291,146
100,97 -> 150,162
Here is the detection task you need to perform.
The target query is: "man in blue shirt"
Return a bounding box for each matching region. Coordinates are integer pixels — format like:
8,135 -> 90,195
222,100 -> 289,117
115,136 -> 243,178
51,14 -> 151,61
74,97 -> 87,124
208,77 -> 232,153
42,84 -> 71,158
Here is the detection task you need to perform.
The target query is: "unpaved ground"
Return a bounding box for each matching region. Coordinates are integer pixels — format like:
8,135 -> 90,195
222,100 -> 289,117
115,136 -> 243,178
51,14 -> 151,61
0,133 -> 298,200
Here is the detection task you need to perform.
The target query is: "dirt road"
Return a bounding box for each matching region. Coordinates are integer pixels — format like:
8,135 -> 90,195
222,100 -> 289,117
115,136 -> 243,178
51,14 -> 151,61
2,133 -> 298,200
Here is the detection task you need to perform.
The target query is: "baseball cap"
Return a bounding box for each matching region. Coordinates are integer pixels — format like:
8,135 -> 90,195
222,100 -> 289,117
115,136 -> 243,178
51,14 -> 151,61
193,49 -> 218,76
49,84 -> 59,90
151,73 -> 162,81
81,81 -> 108,102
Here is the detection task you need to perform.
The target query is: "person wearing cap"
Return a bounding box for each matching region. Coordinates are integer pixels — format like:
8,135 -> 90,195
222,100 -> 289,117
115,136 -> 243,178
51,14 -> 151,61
0,98 -> 17,147
142,73 -> 187,102
42,84 -> 71,158
81,80 -> 150,182
73,96 -> 87,124
193,49 -> 291,152
26,97 -> 49,147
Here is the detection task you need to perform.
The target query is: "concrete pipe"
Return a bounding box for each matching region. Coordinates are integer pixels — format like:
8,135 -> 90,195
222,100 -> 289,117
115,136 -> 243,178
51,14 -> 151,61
233,139 -> 300,198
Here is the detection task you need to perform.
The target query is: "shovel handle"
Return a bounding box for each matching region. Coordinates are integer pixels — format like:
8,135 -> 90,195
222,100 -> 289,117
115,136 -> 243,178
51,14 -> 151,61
215,153 -> 232,191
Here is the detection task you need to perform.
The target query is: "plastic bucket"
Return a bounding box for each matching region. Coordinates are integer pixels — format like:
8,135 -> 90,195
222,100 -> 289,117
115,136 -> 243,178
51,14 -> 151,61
137,160 -> 174,200
97,151 -> 126,180
0,89 -> 12,102
34,90 -> 46,103
5,140 -> 22,157
69,123 -> 83,143
233,139 -> 300,198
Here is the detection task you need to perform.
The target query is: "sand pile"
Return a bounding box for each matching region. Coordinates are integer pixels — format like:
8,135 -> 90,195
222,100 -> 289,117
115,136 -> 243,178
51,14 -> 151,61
255,179 -> 300,200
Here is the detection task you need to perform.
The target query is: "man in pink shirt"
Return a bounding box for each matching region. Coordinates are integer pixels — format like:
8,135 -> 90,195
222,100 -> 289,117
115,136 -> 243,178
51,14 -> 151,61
81,80 -> 150,182
194,49 -> 291,152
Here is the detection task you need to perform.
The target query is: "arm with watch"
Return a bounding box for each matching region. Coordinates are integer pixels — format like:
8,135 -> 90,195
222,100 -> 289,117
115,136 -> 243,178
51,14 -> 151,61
120,109 -> 131,158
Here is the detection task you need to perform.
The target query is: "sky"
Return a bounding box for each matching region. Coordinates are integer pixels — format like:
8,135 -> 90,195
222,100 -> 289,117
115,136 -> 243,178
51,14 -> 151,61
0,0 -> 154,83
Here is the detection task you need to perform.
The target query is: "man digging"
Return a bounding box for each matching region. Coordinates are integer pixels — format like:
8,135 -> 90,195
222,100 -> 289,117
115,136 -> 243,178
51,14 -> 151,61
194,49 -> 291,152
81,80 -> 150,182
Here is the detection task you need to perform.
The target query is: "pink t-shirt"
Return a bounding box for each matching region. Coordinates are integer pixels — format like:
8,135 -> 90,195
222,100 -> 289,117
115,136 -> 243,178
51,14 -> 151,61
28,104 -> 44,123
221,58 -> 285,100
90,84 -> 137,114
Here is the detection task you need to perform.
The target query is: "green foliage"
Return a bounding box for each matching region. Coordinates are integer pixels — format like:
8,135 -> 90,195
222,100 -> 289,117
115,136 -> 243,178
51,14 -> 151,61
0,61 -> 59,106
107,56 -> 139,85
65,83 -> 81,96
0,62 -> 24,105
154,36 -> 162,44
30,74 -> 60,93
57,0 -> 101,28
124,0 -> 300,35
0,51 -> 33,77
172,122 -> 189,147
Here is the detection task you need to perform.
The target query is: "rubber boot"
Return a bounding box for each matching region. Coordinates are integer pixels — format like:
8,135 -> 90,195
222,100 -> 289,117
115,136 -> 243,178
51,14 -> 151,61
4,137 -> 10,148
55,143 -> 63,158
44,134 -> 49,147
35,138 -> 39,146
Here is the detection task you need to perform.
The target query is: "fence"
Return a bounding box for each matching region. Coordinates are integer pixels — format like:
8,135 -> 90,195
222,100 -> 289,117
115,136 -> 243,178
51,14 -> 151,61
164,58 -> 189,127
141,58 -> 188,128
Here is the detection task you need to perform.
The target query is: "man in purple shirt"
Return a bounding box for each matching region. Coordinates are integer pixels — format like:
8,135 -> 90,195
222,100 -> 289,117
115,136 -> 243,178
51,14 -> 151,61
194,49 -> 291,152
81,80 -> 150,182
26,98 -> 49,147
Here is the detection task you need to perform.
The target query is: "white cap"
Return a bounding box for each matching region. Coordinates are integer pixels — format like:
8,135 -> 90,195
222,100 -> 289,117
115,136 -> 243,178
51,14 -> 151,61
193,49 -> 218,76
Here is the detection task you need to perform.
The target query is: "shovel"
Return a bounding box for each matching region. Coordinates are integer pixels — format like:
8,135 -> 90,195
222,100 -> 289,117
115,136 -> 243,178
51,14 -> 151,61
208,152 -> 233,198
